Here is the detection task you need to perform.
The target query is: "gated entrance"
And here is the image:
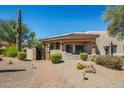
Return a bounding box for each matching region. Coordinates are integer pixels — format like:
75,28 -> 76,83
36,47 -> 42,60
32,46 -> 46,60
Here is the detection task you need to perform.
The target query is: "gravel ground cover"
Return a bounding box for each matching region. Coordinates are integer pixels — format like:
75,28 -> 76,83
31,60 -> 124,88
1,57 -> 124,88
0,57 -> 33,88
31,60 -> 74,88
55,60 -> 124,88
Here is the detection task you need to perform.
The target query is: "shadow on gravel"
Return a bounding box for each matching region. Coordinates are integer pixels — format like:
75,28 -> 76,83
0,69 -> 26,73
23,59 -> 31,61
53,60 -> 65,64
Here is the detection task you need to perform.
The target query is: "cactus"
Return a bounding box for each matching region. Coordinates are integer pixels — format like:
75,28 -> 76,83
16,9 -> 22,52
110,41 -> 114,56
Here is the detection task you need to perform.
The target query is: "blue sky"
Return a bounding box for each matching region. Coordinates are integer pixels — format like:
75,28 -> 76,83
0,5 -> 107,38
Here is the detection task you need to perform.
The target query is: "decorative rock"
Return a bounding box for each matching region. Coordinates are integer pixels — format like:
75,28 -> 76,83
0,57 -> 2,61
32,63 -> 37,69
84,64 -> 96,73
83,71 -> 88,80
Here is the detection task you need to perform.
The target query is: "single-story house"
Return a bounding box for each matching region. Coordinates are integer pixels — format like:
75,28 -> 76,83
43,31 -> 124,60
43,32 -> 99,53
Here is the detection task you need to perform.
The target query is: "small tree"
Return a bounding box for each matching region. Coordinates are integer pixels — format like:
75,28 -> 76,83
0,9 -> 36,49
0,20 -> 34,46
30,32 -> 36,47
32,38 -> 42,47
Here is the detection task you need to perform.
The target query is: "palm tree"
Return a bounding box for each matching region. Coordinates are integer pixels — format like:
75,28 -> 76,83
103,6 -> 124,40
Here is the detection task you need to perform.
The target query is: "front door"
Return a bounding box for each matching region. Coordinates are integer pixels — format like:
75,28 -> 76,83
75,45 -> 84,54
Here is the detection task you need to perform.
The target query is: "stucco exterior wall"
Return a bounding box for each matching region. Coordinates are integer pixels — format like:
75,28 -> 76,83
96,32 -> 124,55
85,42 -> 93,54
26,48 -> 33,60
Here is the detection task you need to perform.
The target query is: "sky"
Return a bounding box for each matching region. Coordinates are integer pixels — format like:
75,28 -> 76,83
0,5 -> 107,38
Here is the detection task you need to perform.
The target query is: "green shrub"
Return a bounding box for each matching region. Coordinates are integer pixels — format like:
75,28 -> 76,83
77,63 -> 84,70
0,48 -> 4,55
91,57 -> 96,62
80,53 -> 88,61
95,55 -> 124,70
3,45 -> 17,57
50,53 -> 62,64
17,52 -> 26,60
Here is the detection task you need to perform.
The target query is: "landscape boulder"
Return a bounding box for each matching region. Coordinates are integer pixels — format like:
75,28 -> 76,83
84,63 -> 96,73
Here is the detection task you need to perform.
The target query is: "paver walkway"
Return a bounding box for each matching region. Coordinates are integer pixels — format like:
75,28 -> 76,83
31,61 -> 74,88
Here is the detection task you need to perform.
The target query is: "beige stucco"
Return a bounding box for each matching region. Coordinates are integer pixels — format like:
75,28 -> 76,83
95,32 -> 124,55
96,32 -> 112,55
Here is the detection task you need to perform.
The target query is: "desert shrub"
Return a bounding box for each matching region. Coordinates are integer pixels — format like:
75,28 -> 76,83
95,55 -> 124,70
77,63 -> 84,70
80,53 -> 88,61
91,57 -> 96,62
17,52 -> 26,60
3,45 -> 17,57
91,58 -> 94,62
0,48 -> 4,55
50,53 -> 62,64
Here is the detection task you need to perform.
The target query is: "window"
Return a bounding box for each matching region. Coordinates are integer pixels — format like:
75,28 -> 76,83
104,45 -> 117,55
104,46 -> 110,55
66,45 -> 72,53
112,45 -> 117,53
75,45 -> 84,54
50,44 -> 54,50
56,42 -> 60,50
